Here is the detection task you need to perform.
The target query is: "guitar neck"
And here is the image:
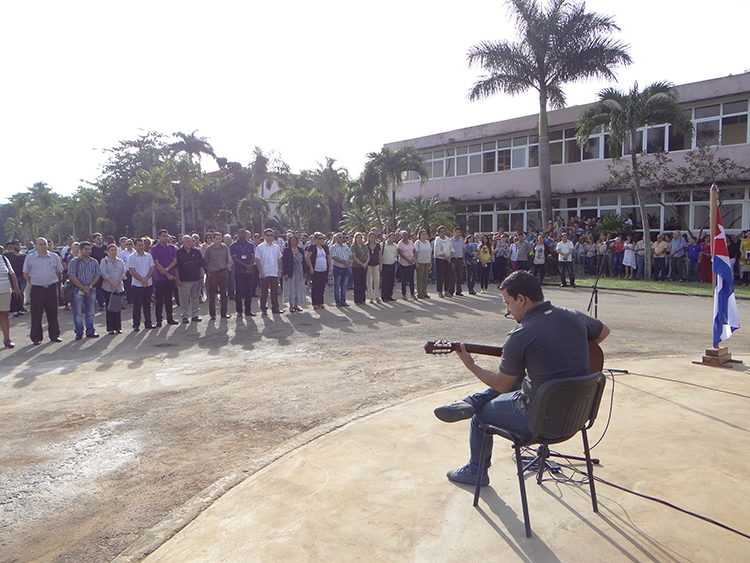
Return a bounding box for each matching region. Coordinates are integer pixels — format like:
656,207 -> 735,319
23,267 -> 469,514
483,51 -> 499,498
457,343 -> 504,357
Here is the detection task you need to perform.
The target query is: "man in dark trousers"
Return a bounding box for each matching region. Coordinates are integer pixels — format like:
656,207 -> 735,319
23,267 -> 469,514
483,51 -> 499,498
22,237 -> 63,345
435,271 -> 609,486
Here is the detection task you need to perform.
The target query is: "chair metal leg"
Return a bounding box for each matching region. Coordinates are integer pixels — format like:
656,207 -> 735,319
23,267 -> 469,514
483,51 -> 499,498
536,444 -> 548,484
514,443 -> 532,537
581,428 -> 598,513
473,430 -> 492,506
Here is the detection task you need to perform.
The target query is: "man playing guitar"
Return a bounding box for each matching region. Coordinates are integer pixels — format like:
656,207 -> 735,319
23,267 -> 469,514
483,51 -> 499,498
436,270 -> 610,487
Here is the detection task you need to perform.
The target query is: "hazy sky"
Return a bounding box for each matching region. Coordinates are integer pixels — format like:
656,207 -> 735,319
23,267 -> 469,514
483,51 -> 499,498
2,0 -> 748,203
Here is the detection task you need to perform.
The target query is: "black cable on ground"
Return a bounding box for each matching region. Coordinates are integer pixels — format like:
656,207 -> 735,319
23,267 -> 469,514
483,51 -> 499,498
532,451 -> 750,541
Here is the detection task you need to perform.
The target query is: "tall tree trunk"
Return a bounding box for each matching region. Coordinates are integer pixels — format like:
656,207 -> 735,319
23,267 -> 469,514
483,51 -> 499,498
391,184 -> 397,233
372,199 -> 384,233
538,95 -> 553,227
152,195 -> 157,240
180,186 -> 186,236
631,150 -> 651,280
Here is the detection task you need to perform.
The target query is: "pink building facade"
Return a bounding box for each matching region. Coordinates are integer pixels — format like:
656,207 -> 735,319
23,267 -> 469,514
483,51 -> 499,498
386,74 -> 750,235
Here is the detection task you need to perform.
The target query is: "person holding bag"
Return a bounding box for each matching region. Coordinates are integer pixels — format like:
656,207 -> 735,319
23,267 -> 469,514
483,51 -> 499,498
100,244 -> 127,335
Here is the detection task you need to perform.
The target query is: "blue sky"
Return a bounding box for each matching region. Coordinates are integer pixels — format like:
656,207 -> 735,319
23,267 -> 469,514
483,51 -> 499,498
2,0 -> 748,203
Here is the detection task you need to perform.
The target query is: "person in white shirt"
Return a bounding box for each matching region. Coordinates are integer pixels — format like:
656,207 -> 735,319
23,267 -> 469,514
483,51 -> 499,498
397,230 -> 417,300
556,232 -> 576,288
255,228 -> 284,315
414,229 -> 433,299
433,226 -> 453,298
128,238 -> 155,330
119,238 -> 136,304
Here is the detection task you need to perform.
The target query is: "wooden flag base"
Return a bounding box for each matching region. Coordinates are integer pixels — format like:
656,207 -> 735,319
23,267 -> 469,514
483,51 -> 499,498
693,346 -> 743,368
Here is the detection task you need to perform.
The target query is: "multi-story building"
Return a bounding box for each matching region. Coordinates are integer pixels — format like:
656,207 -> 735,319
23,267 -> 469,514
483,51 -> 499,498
386,73 -> 750,235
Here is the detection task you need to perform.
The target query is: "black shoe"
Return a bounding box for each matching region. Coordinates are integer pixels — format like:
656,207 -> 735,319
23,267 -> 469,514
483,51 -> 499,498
261,310 -> 268,316
455,292 -> 464,296
434,400 -> 476,423
32,340 -> 42,346
191,317 -> 202,322
246,311 -> 256,317
182,318 -> 190,324
145,324 -> 156,329
108,331 -> 117,335
87,333 -> 99,338
560,283 -> 568,287
222,314 -> 231,319
210,316 -> 216,321
272,310 -> 284,314
133,327 -> 140,332
167,320 -> 179,325
571,283 -> 577,288
50,337 -> 62,343
236,313 -> 243,319
75,334 -> 83,341
155,321 -> 163,328
469,291 -> 477,295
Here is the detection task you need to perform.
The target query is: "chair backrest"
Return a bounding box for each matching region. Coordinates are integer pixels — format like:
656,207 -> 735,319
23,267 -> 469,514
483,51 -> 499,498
527,372 -> 606,444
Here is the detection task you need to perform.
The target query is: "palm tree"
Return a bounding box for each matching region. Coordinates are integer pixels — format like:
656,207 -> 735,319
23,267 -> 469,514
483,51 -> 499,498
467,0 -> 632,226
576,81 -> 693,280
313,157 -> 349,232
339,206 -> 376,234
402,196 -> 456,235
72,187 -> 107,238
276,172 -> 330,232
236,192 -> 271,233
363,146 -> 429,232
169,130 -> 215,233
128,164 -> 177,238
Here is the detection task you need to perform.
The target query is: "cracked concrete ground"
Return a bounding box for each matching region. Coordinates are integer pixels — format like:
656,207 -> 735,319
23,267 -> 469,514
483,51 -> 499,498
1,287 -> 747,562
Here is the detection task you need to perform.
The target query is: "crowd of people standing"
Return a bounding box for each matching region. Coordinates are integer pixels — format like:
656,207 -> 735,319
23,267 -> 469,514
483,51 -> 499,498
2,217 -> 749,349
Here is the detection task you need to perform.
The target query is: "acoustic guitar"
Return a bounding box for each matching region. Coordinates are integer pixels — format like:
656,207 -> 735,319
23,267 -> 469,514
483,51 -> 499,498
424,339 -> 604,373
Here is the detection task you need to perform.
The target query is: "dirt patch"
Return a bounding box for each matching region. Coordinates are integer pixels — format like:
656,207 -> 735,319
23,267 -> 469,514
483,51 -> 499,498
1,288 -> 747,562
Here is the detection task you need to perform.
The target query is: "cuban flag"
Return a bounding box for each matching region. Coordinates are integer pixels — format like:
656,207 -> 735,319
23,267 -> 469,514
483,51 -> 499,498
713,201 -> 740,347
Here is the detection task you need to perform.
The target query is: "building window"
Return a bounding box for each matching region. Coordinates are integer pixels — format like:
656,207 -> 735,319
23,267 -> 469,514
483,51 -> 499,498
497,149 -> 511,171
470,154 -> 482,174
582,137 -> 600,160
456,155 -> 468,176
722,115 -> 747,145
483,151 -> 496,173
511,148 -> 526,169
646,126 -> 666,153
564,139 -> 581,163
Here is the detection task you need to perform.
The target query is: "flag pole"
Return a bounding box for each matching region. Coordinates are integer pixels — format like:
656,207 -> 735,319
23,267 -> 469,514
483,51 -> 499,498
693,183 -> 742,367
710,183 -> 717,288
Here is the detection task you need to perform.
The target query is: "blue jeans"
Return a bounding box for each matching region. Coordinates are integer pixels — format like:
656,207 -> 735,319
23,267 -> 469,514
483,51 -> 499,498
559,262 -> 575,285
333,267 -> 348,305
73,287 -> 97,336
468,390 -> 532,473
687,261 -> 700,282
636,255 -> 645,279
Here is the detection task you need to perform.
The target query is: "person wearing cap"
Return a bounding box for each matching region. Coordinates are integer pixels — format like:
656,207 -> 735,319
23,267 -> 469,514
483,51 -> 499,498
22,237 -> 64,345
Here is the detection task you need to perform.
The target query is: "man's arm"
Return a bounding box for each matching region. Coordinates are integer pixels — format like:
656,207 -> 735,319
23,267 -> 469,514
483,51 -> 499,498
456,345 -> 518,393
593,324 -> 610,344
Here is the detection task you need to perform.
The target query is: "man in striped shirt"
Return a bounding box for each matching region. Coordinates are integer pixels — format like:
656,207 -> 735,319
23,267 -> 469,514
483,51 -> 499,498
68,242 -> 102,340
330,232 -> 352,307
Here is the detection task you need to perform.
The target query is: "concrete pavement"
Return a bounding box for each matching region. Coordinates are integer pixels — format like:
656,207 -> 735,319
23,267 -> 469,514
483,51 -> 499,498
124,356 -> 750,563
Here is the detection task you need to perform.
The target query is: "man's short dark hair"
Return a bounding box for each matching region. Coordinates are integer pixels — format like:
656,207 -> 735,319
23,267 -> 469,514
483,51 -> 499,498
264,228 -> 274,235
79,242 -> 92,249
158,229 -> 169,237
500,270 -> 544,302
